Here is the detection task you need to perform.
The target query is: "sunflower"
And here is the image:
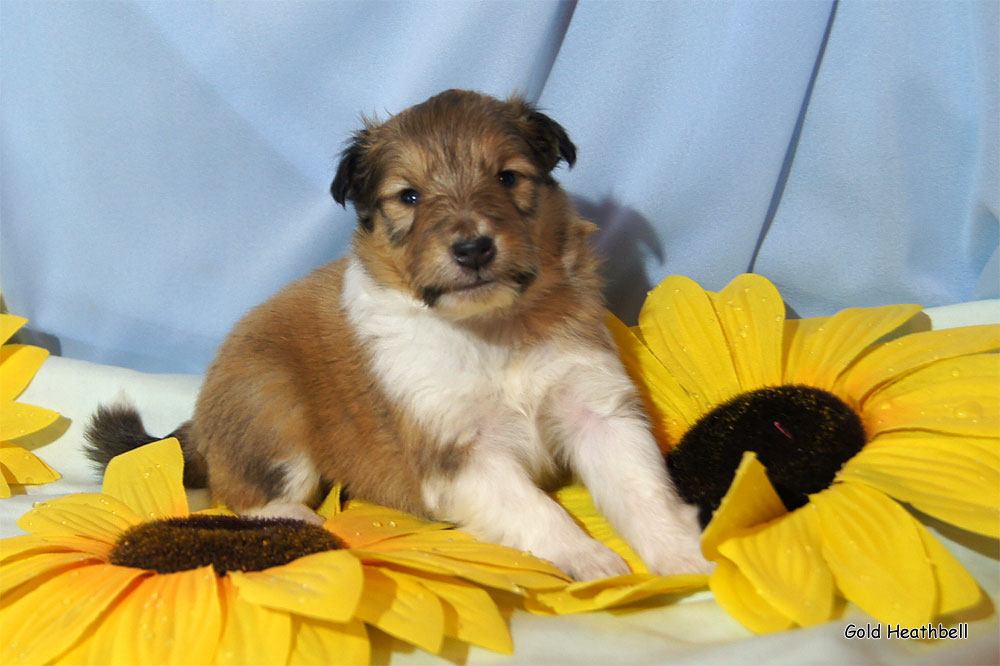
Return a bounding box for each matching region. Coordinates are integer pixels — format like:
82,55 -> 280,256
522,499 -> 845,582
0,438 -> 569,665
602,273 -> 999,632
0,303 -> 60,497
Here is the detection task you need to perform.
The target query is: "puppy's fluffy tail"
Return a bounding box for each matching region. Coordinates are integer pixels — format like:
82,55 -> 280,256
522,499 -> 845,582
84,403 -> 208,487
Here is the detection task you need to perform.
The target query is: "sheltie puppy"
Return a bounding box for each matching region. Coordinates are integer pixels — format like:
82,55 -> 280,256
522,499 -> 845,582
87,90 -> 708,580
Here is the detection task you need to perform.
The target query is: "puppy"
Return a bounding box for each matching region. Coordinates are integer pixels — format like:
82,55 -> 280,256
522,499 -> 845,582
86,90 -> 708,580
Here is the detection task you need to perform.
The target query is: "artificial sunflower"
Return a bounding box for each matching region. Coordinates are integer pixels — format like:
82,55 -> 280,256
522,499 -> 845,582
0,301 -> 60,497
602,273 -> 998,632
0,438 -> 569,665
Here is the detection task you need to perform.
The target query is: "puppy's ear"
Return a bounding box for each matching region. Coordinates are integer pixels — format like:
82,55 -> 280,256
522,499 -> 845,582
331,130 -> 368,207
512,99 -> 576,173
331,130 -> 377,232
525,110 -> 576,171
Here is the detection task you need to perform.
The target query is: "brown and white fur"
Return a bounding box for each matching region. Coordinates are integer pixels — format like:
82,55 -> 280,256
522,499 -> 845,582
86,90 -> 708,580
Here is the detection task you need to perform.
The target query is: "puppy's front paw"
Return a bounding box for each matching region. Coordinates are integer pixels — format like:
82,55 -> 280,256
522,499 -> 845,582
646,540 -> 714,576
549,538 -> 631,581
633,503 -> 714,575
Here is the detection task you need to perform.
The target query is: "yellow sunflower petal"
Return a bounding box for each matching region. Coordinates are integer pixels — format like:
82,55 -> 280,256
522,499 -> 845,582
0,563 -> 147,665
0,473 -> 9,498
862,354 -> 999,438
398,532 -> 568,581
836,325 -> 1000,403
417,575 -> 513,654
229,549 -> 362,624
353,547 -> 524,593
811,482 -> 935,626
784,304 -> 923,389
717,505 -> 835,627
0,444 -> 59,487
215,579 -> 292,666
315,483 -> 343,520
289,616 -> 370,666
709,558 -> 795,633
838,432 -> 999,537
638,275 -> 742,411
360,527 -> 564,577
0,313 -> 27,347
701,451 -> 787,560
552,484 -> 646,572
782,316 -> 830,384
0,344 -> 49,402
526,573 -> 707,615
102,438 -> 189,520
354,566 -> 445,655
0,551 -> 102,597
17,493 -> 140,542
606,312 -> 699,446
64,566 -> 221,666
433,558 -> 568,592
0,401 -> 59,441
0,534 -> 112,564
711,274 -> 785,390
328,500 -> 452,549
355,542 -> 565,593
914,523 -> 983,616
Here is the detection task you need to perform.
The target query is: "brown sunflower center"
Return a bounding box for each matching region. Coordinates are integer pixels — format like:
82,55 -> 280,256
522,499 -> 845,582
109,514 -> 343,576
666,385 -> 867,527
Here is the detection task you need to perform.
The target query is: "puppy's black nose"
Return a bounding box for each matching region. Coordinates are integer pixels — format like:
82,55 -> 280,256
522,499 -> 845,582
451,236 -> 496,269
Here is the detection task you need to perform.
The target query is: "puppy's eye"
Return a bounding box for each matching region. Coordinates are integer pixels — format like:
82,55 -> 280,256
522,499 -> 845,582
399,189 -> 420,206
498,170 -> 518,188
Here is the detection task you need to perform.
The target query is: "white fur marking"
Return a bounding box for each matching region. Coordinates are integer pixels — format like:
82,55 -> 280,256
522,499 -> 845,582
246,503 -> 324,525
341,253 -> 709,578
278,453 -> 321,504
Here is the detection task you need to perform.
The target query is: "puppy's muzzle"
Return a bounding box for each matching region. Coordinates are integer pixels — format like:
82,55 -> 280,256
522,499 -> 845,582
451,236 -> 496,270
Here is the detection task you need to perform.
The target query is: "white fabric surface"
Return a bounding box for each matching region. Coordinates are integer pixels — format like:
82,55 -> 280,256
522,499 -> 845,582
4,300 -> 998,665
2,0 -> 997,374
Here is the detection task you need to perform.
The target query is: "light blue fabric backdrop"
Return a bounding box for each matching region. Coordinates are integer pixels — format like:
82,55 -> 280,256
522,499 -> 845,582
2,0 -> 997,374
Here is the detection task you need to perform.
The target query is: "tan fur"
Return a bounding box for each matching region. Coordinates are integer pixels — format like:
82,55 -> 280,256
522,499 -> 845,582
191,90 -> 606,516
191,262 -> 439,516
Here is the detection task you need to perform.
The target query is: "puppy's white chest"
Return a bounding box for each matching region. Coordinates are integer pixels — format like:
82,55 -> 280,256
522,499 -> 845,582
341,258 -> 555,445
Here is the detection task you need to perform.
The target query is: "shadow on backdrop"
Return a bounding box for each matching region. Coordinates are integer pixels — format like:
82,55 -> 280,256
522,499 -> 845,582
573,195 -> 664,325
1,292 -> 64,357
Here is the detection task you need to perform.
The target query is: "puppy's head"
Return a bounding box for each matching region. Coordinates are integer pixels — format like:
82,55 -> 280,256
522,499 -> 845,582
332,89 -> 579,320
